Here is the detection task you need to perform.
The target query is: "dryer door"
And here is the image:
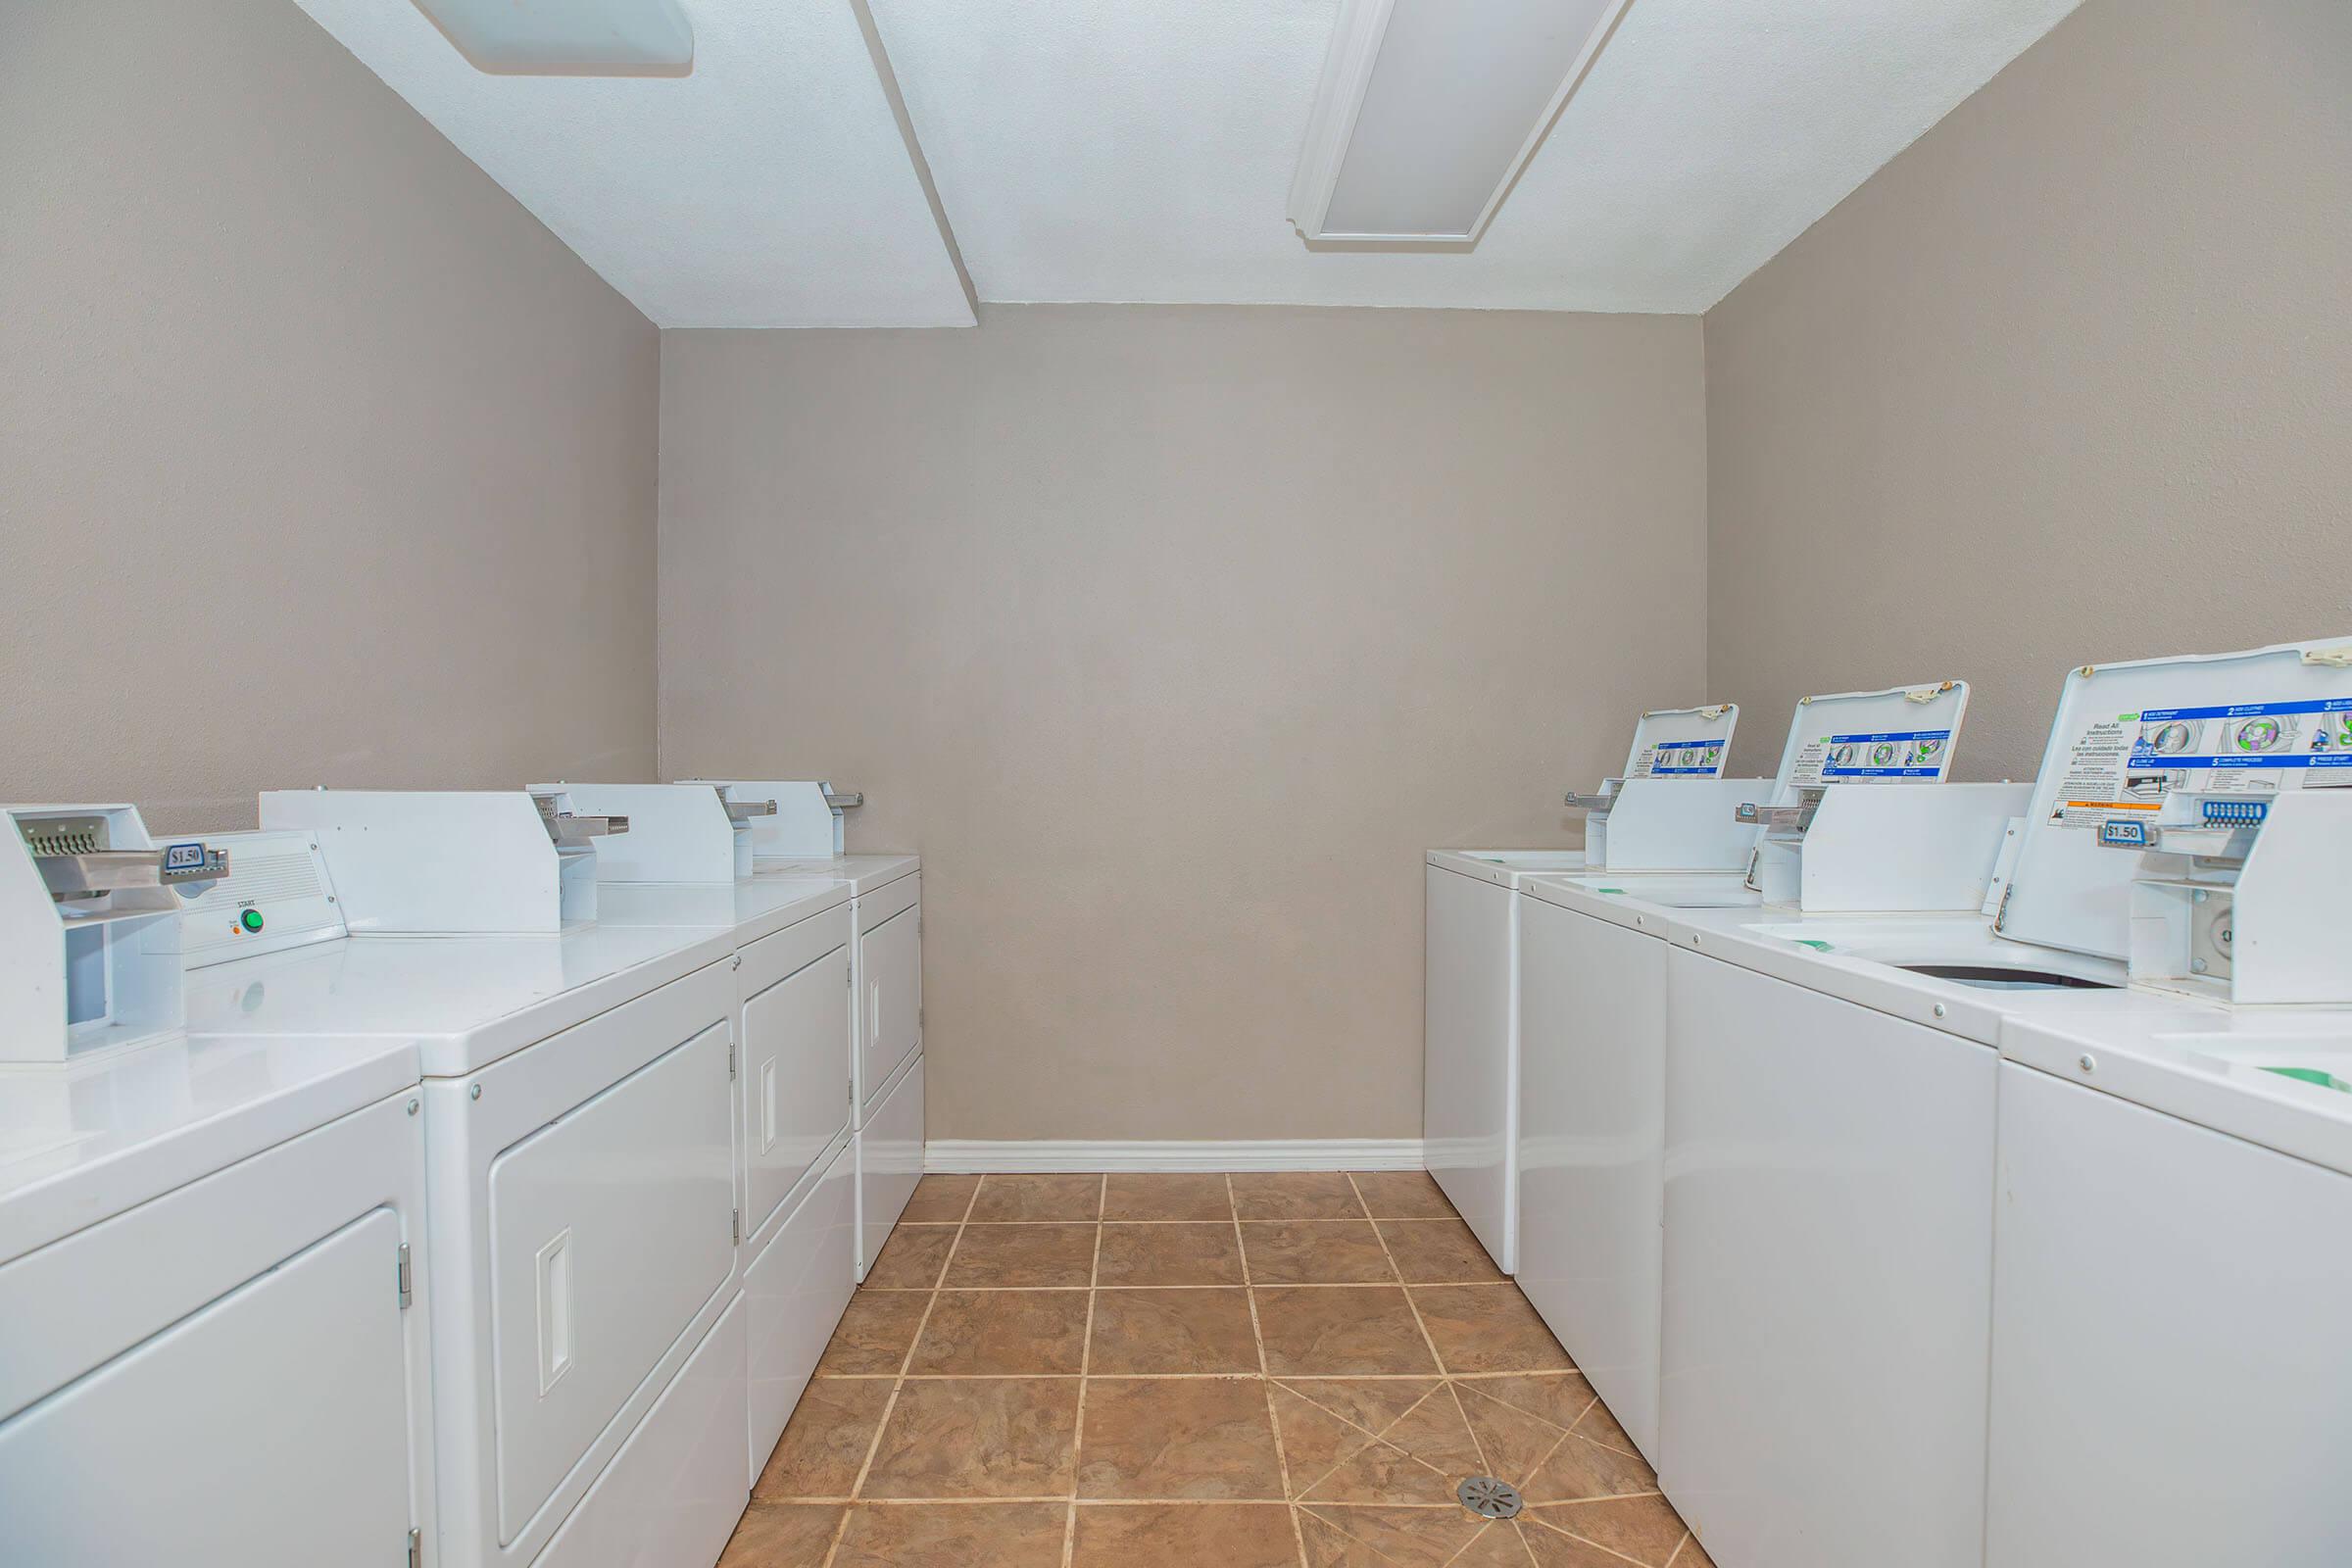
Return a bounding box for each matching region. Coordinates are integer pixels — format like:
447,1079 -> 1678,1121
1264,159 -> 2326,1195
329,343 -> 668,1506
0,1207 -> 413,1567
859,903 -> 921,1113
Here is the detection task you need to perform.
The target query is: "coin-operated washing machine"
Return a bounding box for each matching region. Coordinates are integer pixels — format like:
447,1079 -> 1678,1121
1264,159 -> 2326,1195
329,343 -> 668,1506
0,807 -> 436,1568
1512,678 -> 2005,1465
1645,638 -> 2352,1568
181,789 -> 752,1568
1424,704 -> 1747,1274
683,780 -> 922,1278
533,781 -> 861,1485
1980,643 -> 2352,1568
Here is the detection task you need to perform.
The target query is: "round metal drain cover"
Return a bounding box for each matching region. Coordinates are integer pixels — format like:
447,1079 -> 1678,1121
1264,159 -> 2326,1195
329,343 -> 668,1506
1456,1476 -> 1524,1520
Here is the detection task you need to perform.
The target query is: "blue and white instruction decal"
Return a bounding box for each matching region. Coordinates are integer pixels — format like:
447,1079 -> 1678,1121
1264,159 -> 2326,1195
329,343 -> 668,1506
1789,729 -> 1951,786
2050,697 -> 2352,828
1633,737 -> 1729,778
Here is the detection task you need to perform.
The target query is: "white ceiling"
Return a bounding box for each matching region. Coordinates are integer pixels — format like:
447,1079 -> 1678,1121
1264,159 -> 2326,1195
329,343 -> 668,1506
299,0 -> 2082,326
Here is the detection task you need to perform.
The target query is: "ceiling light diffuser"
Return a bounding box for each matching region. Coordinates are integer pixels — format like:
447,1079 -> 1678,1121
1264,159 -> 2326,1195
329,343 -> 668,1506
410,0 -> 694,76
1288,0 -> 1633,245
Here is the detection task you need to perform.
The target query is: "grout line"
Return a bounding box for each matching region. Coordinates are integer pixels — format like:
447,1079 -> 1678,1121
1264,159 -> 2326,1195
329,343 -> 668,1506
1227,1173 -> 1313,1567
1062,1177 -> 1106,1568
858,1279 -> 1513,1293
1349,1174 -> 1453,1382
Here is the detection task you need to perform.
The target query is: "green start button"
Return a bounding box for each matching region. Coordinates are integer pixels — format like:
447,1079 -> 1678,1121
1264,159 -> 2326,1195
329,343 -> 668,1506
239,908 -> 266,934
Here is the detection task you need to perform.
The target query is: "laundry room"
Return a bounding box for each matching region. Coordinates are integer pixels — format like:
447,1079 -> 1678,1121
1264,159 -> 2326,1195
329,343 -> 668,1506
3,2 -> 2348,1566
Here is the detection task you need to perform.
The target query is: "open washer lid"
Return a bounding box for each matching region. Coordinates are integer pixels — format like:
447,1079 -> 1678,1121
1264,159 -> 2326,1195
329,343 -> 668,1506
1996,636 -> 2352,962
1764,680 -> 1972,800
1619,705 -> 1740,780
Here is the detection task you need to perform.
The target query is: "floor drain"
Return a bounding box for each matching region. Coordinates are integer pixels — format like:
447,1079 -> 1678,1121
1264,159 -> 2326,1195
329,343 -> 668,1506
1457,1476 -> 1524,1520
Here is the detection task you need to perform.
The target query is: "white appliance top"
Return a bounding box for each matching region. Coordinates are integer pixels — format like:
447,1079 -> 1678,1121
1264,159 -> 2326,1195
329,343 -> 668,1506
1997,637 -> 2352,963
1426,849 -> 1591,887
177,923 -> 734,1078
1519,871 -> 1760,934
751,854 -> 919,898
1619,704 -> 1740,780
593,878 -> 850,943
0,1030 -> 422,1264
2004,1007 -> 2352,1178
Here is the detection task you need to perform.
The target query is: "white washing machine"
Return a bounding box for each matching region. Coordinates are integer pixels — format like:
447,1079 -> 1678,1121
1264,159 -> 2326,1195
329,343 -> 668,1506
1511,679 -> 1983,1463
687,780 -> 922,1278
1423,706 -> 1745,1273
0,805 -> 436,1568
179,792 -> 753,1568
537,782 -> 862,1485
1648,637 -> 2352,1568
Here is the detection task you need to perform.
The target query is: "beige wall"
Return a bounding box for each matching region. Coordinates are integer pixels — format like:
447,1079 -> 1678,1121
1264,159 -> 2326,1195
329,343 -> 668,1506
0,0 -> 659,831
661,307 -> 1706,1140
1705,0 -> 2352,781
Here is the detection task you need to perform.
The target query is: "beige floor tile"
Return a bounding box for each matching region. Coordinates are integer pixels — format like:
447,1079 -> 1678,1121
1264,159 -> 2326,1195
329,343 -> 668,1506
1231,1171 -> 1367,1220
1456,1373 -> 1596,1433
1572,1394 -> 1641,1456
862,1225 -> 958,1290
715,1501 -> 845,1566
1088,1287 -> 1261,1374
1300,1437 -> 1455,1505
1302,1502 -> 1485,1568
1102,1172 -> 1235,1221
861,1379 -> 1081,1498
1298,1508 -> 1394,1568
1240,1220 -> 1398,1285
1377,1218 -> 1507,1283
753,1379 -> 894,1499
1672,1532 -> 1717,1567
1412,1285 -> 1575,1373
899,1173 -> 981,1224
1069,1502 -> 1301,1568
1454,1383 -> 1570,1485
968,1173 -> 1103,1222
1075,1376 -> 1283,1498
830,1501 -> 1069,1567
1519,1522 -> 1632,1568
905,1290 -> 1092,1375
1533,1494 -> 1689,1566
1254,1287 -> 1440,1376
1095,1221 -> 1244,1286
1275,1377 -> 1442,1438
1379,1388 -> 1492,1480
1271,1385 -> 1380,1494
1453,1521 -> 1543,1567
1350,1171 -> 1457,1218
941,1222 -> 1100,1288
1519,1433 -> 1658,1503
816,1292 -> 931,1376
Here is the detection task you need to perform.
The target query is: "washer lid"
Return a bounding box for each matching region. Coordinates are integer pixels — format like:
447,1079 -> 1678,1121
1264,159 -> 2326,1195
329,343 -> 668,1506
1620,705 -> 1740,781
1764,681 -> 1973,801
1996,637 -> 2352,962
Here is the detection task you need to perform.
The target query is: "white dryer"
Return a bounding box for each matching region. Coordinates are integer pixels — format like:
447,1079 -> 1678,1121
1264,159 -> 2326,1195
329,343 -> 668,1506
687,780 -> 923,1277
0,805 -> 436,1568
179,792 -> 752,1568
1424,704 -> 1745,1273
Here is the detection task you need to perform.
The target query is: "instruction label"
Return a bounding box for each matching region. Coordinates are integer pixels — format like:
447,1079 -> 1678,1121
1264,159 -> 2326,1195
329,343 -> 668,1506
1787,729 -> 1952,787
2047,698 -> 2352,827
1630,738 -> 1728,778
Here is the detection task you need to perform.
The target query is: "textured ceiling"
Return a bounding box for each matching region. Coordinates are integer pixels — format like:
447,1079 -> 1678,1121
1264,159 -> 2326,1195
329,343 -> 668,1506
299,0 -> 2082,325
293,0 -> 975,326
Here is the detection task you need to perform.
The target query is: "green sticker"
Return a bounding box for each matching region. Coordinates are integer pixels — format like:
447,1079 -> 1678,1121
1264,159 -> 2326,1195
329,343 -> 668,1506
1792,939 -> 1834,953
2263,1066 -> 2352,1093
1597,888 -> 1626,895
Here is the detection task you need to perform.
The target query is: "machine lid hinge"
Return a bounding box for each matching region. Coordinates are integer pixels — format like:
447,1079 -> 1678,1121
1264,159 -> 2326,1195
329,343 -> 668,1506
397,1243 -> 413,1309
731,1207 -> 741,1246
727,1041 -> 736,1079
1992,880 -> 2016,933
407,1526 -> 421,1568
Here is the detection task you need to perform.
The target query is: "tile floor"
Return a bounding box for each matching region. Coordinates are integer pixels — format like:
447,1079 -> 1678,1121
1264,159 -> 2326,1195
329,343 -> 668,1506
719,1171 -> 1713,1568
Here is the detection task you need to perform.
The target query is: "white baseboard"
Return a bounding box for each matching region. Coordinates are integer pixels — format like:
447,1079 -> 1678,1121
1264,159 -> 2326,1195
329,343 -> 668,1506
923,1139 -> 1427,1174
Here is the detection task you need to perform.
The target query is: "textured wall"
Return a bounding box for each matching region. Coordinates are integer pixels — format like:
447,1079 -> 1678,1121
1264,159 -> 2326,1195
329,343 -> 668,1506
661,306 -> 1706,1141
0,0 -> 659,831
1705,0 -> 2352,781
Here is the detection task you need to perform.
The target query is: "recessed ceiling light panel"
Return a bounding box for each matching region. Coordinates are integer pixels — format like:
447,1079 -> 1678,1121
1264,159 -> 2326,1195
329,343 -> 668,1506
1289,0 -> 1633,245
410,0 -> 695,77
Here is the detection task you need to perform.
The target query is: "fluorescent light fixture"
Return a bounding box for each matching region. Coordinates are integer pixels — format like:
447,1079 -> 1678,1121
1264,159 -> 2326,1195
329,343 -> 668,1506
1289,0 -> 1633,245
410,0 -> 695,77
